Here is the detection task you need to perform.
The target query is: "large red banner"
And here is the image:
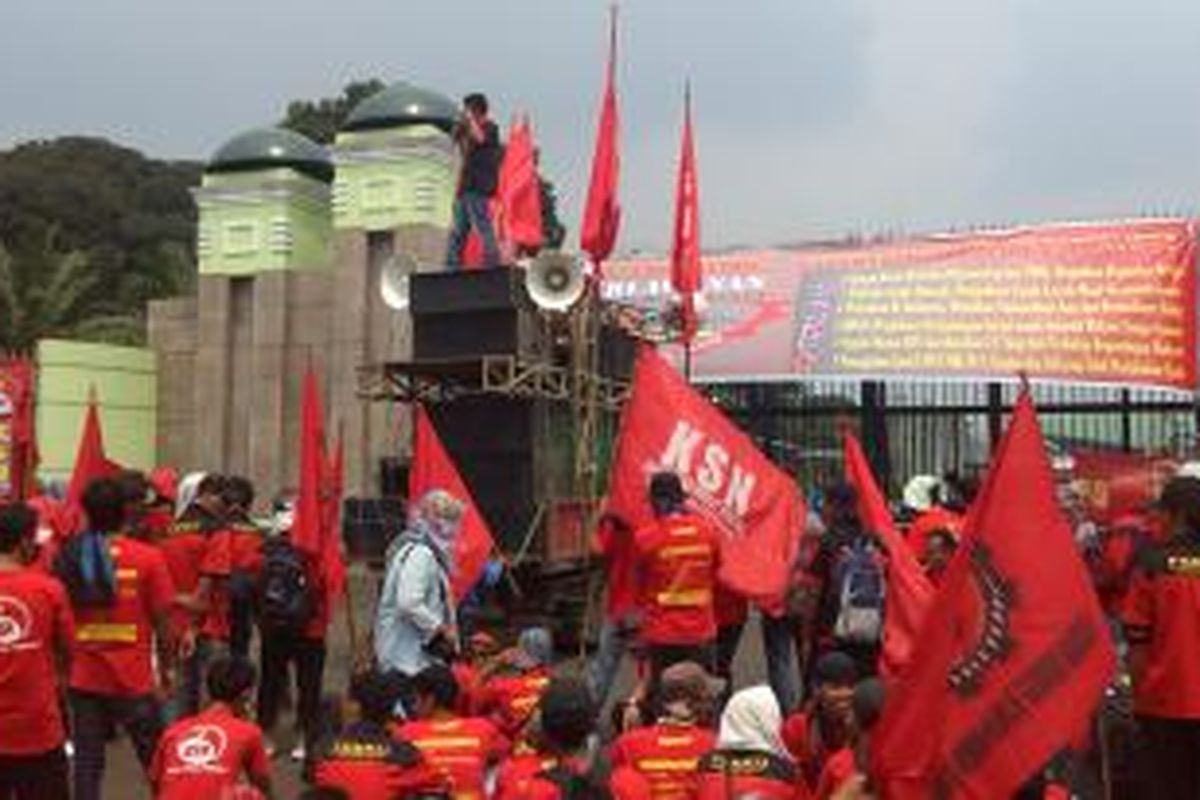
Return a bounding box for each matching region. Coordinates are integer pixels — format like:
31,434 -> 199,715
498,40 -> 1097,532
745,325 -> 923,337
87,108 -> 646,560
604,219 -> 1198,389
605,347 -> 802,603
0,360 -> 34,502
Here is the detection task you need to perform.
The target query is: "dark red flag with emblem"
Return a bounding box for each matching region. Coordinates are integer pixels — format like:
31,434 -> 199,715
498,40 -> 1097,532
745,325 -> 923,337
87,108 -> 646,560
872,390 -> 1115,799
842,430 -> 933,678
580,7 -> 621,269
670,85 -> 701,345
409,405 -> 495,599
604,346 -> 802,602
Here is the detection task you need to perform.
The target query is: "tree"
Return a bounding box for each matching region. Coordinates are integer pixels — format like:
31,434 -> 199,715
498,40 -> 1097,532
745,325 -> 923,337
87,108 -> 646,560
280,79 -> 386,145
0,137 -> 200,351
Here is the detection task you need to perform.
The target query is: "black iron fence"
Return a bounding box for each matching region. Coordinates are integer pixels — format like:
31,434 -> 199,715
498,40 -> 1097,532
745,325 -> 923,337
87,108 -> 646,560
706,380 -> 1199,494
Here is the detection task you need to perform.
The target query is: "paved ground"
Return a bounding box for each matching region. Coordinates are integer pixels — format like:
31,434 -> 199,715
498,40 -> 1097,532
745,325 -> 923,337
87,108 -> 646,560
99,566 -> 774,798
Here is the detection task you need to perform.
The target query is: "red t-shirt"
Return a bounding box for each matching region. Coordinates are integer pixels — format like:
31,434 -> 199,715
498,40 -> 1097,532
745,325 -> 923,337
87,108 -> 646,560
714,584 -> 749,628
70,535 -> 175,696
609,722 -> 717,799
596,517 -> 639,620
634,512 -> 721,646
159,524 -> 209,641
781,710 -> 848,790
1122,539 -> 1200,718
149,704 -> 270,800
0,567 -> 73,755
477,666 -> 552,740
395,714 -> 508,799
198,528 -> 234,641
813,748 -> 855,800
695,750 -> 808,800
907,506 -> 963,558
495,752 -> 566,800
314,723 -> 447,800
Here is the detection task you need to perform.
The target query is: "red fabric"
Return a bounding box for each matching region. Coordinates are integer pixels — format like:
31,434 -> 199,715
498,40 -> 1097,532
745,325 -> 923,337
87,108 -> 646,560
65,397 -> 122,530
149,704 -> 270,799
595,514 -> 639,620
0,359 -> 35,502
610,765 -> 656,800
494,752 -> 566,800
0,567 -> 73,755
159,526 -> 208,640
605,346 -> 803,605
453,661 -> 482,715
293,368 -> 344,615
580,9 -> 621,268
198,528 -> 233,641
70,535 -> 175,696
609,722 -> 716,799
496,116 -> 544,253
477,666 -> 552,740
396,715 -> 507,798
315,752 -> 443,800
813,748 -> 855,800
410,405 -> 495,600
842,431 -> 933,679
670,88 -> 701,345
714,583 -> 749,627
871,391 -> 1116,800
907,506 -> 964,558
1122,554 -> 1200,718
633,512 -> 721,646
695,752 -> 808,800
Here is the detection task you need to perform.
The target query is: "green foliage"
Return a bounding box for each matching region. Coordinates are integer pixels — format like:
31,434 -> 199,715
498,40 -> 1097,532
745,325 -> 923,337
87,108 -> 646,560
0,137 -> 200,352
280,79 -> 386,145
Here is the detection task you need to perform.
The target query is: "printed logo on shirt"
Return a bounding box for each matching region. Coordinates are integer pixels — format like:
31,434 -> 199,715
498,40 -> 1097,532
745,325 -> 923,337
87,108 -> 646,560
169,724 -> 229,774
0,594 -> 35,652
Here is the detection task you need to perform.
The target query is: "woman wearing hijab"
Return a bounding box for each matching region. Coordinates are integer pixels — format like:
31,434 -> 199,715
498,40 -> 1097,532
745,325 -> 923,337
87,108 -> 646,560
696,685 -> 811,799
374,490 -> 466,678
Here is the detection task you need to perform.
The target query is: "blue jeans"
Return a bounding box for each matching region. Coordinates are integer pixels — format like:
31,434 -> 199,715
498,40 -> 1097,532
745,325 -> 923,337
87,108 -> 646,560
446,192 -> 501,268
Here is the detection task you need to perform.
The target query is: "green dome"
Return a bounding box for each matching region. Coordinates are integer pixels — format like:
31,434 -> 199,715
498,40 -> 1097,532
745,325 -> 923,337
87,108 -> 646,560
342,82 -> 459,134
207,128 -> 333,183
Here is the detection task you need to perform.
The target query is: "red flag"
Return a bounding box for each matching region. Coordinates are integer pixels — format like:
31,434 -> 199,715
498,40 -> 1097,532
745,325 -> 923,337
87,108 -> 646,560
409,405 -> 495,599
293,367 -> 325,558
670,85 -> 701,345
580,7 -> 621,268
872,391 -> 1115,799
605,346 -> 802,602
0,359 -> 36,501
842,431 -> 934,678
65,391 -> 121,525
496,115 -> 544,254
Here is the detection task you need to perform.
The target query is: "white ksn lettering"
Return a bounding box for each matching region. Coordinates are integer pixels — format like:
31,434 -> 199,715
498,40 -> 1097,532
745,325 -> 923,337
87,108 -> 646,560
696,443 -> 730,495
724,466 -> 757,519
661,421 -> 705,476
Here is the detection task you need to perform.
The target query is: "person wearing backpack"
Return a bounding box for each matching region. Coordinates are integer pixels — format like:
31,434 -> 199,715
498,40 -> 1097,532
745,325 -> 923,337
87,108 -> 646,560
806,483 -> 885,681
255,493 -> 328,763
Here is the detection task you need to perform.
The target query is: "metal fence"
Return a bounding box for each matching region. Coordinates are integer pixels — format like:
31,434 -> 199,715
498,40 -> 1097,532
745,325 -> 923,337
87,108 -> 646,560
706,379 -> 1200,494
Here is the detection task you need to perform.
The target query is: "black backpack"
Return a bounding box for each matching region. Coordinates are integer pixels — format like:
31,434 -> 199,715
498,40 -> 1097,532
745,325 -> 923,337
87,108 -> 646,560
256,537 -> 315,633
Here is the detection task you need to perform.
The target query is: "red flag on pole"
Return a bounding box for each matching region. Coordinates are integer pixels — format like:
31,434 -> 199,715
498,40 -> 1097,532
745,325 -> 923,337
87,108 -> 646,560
293,367 -> 326,558
872,390 -> 1116,799
65,389 -> 121,529
842,430 -> 934,678
670,84 -> 701,345
410,405 -> 495,599
605,346 -> 802,603
580,6 -> 621,269
496,115 -> 544,254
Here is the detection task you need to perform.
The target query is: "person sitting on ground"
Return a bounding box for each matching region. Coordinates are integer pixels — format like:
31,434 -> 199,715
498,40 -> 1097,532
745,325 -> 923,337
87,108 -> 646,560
476,627 -> 555,742
696,686 -> 806,800
783,651 -> 858,792
394,664 -> 508,798
517,675 -> 612,800
812,678 -> 884,800
310,669 -> 448,800
149,656 -> 272,799
452,630 -> 501,716
609,660 -> 721,799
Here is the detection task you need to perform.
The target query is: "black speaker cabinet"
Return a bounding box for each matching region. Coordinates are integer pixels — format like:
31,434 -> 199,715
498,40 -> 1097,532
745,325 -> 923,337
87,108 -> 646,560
411,268 -> 543,360
342,497 -> 406,564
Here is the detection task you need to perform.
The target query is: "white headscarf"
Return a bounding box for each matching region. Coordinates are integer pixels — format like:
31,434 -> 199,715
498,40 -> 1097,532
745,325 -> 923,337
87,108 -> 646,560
175,471 -> 207,520
718,685 -> 789,759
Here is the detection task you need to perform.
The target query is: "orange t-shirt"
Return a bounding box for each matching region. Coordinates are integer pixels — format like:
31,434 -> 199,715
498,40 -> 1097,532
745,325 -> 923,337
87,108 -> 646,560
477,666 -> 552,739
610,722 -> 717,799
394,714 -> 508,800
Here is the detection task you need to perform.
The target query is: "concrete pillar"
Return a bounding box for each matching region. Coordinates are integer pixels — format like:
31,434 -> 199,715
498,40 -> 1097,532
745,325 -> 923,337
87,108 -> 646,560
194,276 -> 232,469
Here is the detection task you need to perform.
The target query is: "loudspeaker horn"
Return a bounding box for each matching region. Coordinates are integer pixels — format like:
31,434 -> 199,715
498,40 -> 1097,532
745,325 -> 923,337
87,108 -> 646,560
379,253 -> 418,311
525,251 -> 586,312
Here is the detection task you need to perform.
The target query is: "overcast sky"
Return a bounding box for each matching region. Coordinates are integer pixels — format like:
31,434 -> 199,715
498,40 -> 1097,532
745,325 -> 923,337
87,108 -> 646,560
4,0 -> 1200,253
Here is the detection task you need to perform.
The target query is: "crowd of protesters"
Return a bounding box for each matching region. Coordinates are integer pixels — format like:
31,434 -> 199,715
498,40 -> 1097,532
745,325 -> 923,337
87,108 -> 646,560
1,452 -> 1199,799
